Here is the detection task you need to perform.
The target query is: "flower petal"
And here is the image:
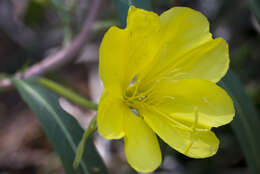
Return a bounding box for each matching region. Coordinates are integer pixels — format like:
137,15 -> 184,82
148,79 -> 235,128
141,107 -> 219,158
124,110 -> 161,173
97,91 -> 125,139
99,6 -> 161,95
165,38 -> 229,82
99,27 -> 129,95
138,7 -> 229,90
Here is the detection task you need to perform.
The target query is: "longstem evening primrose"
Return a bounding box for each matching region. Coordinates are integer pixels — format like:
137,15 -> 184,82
97,6 -> 235,173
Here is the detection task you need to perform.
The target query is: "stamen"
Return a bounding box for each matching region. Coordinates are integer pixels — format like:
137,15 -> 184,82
191,107 -> 199,133
125,82 -> 156,105
184,107 -> 200,155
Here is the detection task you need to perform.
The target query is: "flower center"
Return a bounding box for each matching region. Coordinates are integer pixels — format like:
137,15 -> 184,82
123,83 -> 149,109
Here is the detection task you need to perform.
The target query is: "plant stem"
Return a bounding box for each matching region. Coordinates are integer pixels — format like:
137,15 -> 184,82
73,115 -> 97,169
38,77 -> 98,110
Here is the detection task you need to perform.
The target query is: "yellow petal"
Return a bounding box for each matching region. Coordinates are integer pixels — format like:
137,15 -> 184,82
138,7 -> 229,90
141,107 -> 219,158
99,6 -> 161,95
167,38 -> 229,82
99,26 -> 129,96
124,110 -> 161,173
97,91 -> 125,139
148,79 -> 235,128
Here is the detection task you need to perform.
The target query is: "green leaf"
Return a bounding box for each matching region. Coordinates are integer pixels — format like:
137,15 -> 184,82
112,0 -> 152,27
249,0 -> 260,21
13,78 -> 108,174
0,73 -> 9,79
219,71 -> 260,174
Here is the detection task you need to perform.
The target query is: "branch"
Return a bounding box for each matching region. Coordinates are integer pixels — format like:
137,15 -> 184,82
0,0 -> 102,88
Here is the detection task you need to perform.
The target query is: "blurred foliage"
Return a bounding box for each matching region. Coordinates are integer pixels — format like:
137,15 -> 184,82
249,0 -> 260,21
49,0 -> 73,24
24,0 -> 50,27
49,0 -> 75,44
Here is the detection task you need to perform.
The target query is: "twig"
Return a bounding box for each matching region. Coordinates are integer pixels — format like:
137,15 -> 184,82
0,0 -> 102,88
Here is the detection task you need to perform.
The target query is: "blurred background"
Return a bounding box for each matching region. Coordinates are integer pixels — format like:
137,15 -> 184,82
0,0 -> 259,174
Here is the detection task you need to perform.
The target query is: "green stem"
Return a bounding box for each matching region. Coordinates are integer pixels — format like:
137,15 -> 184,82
73,115 -> 97,169
63,25 -> 73,47
38,77 -> 98,110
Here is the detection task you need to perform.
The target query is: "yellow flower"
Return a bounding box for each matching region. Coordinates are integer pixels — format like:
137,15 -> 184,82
97,6 -> 235,173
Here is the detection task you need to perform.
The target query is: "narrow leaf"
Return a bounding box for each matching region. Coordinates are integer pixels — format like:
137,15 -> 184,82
13,78 -> 108,174
219,71 -> 260,174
